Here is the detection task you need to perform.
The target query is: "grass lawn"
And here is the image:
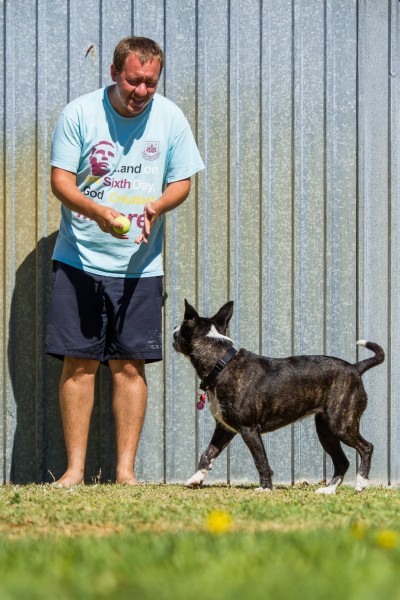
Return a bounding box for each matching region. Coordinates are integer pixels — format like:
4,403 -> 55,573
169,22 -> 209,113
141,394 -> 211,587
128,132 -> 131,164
0,483 -> 400,599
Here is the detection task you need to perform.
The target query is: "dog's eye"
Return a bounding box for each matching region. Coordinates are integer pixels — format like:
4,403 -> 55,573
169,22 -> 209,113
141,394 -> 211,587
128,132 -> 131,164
180,322 -> 194,338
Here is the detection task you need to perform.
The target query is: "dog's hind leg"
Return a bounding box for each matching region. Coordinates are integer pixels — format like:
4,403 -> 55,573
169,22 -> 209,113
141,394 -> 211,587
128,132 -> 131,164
314,414 -> 350,495
339,431 -> 373,493
240,427 -> 273,492
186,422 -> 236,488
330,387 -> 373,492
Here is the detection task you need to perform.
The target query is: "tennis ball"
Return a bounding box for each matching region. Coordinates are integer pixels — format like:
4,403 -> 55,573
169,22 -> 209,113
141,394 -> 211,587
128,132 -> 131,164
113,216 -> 131,234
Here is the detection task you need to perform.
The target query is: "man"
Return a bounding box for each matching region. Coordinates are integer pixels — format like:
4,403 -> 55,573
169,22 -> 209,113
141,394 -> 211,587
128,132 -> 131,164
46,37 -> 204,487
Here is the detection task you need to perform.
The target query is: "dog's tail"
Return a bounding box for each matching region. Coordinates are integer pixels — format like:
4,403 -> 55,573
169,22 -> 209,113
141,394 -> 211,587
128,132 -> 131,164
355,340 -> 385,374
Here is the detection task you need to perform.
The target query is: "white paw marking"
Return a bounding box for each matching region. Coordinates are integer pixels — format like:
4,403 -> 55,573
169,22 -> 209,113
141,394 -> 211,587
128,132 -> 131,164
355,474 -> 369,492
315,483 -> 338,495
255,487 -> 272,493
186,469 -> 207,488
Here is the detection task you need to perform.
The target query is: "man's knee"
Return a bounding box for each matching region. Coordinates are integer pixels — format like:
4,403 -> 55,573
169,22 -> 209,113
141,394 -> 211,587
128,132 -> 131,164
109,359 -> 146,382
62,356 -> 100,379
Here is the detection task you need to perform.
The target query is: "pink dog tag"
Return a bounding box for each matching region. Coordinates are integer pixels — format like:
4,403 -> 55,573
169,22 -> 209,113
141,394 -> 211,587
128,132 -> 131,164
196,393 -> 207,410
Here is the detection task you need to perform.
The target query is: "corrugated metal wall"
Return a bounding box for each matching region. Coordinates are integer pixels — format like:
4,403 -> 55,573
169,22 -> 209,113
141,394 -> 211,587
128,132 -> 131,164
1,0 -> 398,486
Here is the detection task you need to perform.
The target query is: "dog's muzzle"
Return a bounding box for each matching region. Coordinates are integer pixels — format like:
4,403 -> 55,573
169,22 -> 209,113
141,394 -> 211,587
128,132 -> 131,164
173,326 -> 182,352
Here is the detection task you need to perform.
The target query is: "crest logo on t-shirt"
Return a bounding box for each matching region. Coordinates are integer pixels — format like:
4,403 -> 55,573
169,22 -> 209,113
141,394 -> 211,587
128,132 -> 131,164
90,140 -> 115,176
142,141 -> 160,161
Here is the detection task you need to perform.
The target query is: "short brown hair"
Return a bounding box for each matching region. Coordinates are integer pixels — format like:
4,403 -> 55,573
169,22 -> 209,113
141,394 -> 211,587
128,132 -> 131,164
112,37 -> 164,74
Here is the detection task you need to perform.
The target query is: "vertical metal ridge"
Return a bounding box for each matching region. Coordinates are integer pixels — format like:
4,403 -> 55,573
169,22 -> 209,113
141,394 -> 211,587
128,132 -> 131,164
356,0 -> 365,478
227,0 -> 231,305
194,0 -> 199,310
322,0 -> 328,483
162,0 -> 167,484
322,0 -> 328,357
387,0 -> 392,487
226,0 -> 232,486
386,0 -> 396,486
162,0 -> 167,97
34,0 -> 40,482
99,0 -> 103,87
194,0 -> 200,471
67,0 -> 71,102
258,0 -> 264,354
6,0 -> 17,484
355,0 -> 360,348
290,0 -> 296,485
1,0 -> 7,483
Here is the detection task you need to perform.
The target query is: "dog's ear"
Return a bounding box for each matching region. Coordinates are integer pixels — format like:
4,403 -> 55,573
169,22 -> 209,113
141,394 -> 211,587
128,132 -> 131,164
184,299 -> 199,320
212,301 -> 234,331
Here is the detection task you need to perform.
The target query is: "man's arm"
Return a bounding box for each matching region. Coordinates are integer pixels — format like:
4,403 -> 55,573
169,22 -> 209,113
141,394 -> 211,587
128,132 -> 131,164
135,178 -> 191,244
51,167 -> 128,237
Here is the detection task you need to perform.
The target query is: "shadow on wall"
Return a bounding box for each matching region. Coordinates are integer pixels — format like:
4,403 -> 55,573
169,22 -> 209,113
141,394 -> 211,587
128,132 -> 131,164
8,233 -> 116,484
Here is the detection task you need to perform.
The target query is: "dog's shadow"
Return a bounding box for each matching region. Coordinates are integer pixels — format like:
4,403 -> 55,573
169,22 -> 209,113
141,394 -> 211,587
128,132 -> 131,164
8,233 -> 117,484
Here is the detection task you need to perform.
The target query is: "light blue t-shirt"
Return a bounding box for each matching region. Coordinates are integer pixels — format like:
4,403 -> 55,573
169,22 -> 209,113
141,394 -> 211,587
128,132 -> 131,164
50,88 -> 205,277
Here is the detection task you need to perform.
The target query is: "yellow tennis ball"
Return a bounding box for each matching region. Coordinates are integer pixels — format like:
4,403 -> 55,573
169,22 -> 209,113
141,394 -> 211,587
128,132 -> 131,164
113,216 -> 131,234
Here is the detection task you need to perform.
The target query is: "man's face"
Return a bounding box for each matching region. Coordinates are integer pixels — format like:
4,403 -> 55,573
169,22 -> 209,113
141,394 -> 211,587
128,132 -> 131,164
90,142 -> 115,176
111,53 -> 161,117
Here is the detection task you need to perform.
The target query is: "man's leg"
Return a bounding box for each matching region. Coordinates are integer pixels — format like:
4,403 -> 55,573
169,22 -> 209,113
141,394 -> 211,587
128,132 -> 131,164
55,356 -> 100,487
109,359 -> 147,484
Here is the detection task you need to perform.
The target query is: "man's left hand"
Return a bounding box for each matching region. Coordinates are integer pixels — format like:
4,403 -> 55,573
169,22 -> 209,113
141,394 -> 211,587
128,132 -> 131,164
135,201 -> 158,244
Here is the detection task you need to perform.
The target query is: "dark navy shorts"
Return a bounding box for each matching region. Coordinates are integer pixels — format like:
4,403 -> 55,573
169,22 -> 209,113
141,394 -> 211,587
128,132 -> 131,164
45,261 -> 163,364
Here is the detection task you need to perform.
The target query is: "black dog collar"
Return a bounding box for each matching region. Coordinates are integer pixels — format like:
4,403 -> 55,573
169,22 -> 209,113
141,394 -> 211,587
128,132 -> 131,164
200,346 -> 239,391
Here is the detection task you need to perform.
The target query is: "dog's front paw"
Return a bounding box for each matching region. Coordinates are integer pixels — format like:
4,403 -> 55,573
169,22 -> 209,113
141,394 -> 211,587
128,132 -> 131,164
186,469 -> 207,488
315,484 -> 338,495
255,486 -> 273,493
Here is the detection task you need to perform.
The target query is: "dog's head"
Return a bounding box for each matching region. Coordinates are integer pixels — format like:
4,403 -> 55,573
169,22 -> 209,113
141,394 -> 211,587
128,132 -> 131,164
173,299 -> 234,356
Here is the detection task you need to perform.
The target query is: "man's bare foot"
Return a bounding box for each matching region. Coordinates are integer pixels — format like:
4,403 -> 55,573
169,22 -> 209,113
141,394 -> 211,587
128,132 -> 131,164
116,469 -> 140,485
115,465 -> 140,485
117,477 -> 140,485
51,470 -> 84,488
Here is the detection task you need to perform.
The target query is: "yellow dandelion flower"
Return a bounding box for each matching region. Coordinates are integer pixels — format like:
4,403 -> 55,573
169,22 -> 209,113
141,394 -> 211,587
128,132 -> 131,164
375,530 -> 398,550
206,510 -> 232,534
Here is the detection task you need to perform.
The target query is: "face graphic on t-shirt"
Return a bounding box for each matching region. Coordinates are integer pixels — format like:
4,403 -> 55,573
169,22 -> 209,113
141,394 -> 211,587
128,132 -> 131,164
90,140 -> 115,176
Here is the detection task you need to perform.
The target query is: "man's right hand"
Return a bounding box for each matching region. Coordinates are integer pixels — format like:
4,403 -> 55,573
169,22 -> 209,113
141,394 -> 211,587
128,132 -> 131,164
51,167 -> 129,238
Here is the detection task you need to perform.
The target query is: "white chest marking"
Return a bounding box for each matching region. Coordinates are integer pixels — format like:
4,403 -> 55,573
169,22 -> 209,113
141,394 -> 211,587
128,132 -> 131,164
207,389 -> 237,433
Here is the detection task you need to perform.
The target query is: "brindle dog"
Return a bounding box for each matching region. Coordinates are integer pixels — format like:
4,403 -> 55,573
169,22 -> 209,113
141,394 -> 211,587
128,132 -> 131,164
173,300 -> 384,494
